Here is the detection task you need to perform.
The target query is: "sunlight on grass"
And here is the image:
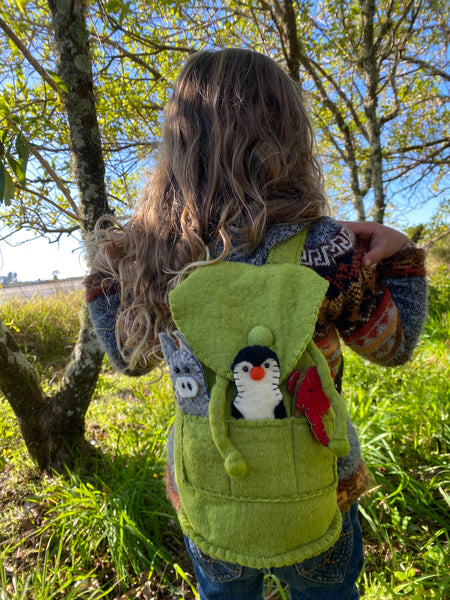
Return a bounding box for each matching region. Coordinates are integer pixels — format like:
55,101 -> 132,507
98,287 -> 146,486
0,292 -> 83,387
341,281 -> 450,599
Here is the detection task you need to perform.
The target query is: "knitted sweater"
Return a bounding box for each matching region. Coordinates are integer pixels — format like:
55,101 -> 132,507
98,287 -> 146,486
85,217 -> 428,509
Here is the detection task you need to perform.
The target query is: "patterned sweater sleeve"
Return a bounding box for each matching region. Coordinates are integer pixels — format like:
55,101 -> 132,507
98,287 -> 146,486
84,271 -> 147,376
304,218 -> 428,367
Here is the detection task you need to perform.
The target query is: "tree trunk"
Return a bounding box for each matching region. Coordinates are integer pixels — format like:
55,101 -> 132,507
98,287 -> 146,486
47,0 -> 111,235
0,0 -> 112,472
361,0 -> 385,223
0,308 -> 103,472
0,321 -> 49,467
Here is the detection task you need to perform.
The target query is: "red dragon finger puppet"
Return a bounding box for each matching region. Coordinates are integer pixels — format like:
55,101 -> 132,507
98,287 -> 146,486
286,366 -> 333,446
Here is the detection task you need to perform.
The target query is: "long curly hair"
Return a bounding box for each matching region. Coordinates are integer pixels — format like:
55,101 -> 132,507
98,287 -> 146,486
93,48 -> 329,370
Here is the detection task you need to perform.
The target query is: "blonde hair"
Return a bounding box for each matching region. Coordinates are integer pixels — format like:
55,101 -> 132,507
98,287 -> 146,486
94,48 -> 329,370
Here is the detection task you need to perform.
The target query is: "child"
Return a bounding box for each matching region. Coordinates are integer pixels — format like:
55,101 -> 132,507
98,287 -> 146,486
85,49 -> 427,600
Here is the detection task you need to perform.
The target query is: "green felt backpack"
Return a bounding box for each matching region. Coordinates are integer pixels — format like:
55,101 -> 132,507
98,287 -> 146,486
161,229 -> 350,569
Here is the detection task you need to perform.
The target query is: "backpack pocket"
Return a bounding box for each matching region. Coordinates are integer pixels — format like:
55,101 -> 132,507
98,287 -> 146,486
174,410 -> 342,568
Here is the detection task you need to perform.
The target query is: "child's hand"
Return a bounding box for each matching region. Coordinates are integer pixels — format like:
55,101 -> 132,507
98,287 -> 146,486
338,221 -> 411,267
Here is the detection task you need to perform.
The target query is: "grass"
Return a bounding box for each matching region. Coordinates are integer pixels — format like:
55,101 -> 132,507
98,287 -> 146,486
0,291 -> 83,385
344,348 -> 449,599
0,270 -> 449,599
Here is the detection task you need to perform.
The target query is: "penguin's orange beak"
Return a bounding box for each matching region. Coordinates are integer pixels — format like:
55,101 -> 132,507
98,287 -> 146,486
250,366 -> 265,381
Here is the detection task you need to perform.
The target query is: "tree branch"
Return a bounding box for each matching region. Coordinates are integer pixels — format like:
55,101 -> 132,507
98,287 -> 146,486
401,55 -> 450,82
424,228 -> 450,251
0,15 -> 60,94
5,118 -> 80,216
386,138 -> 450,159
17,185 -> 79,221
96,35 -> 163,81
307,55 -> 368,139
281,0 -> 301,80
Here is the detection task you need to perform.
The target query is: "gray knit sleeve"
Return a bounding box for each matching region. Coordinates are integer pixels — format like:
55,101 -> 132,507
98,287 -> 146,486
376,245 -> 428,365
85,273 -> 148,376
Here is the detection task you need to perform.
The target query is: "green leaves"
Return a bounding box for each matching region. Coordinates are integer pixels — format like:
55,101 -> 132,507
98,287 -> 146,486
1,0 -> 448,229
104,0 -> 132,19
0,131 -> 29,205
47,70 -> 69,95
10,132 -> 29,184
13,0 -> 27,13
0,162 -> 15,205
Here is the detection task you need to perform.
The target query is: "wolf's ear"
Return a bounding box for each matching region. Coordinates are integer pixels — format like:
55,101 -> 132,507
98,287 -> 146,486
173,330 -> 195,355
159,333 -> 177,362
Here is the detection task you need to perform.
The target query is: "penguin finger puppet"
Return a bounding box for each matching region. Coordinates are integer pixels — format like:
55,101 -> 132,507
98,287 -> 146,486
231,345 -> 286,419
159,331 -> 210,417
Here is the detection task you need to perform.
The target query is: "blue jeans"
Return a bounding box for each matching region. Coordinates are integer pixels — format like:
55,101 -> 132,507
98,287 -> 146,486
184,503 -> 364,600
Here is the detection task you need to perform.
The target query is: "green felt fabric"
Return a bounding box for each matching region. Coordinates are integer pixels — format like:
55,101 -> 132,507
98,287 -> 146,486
169,260 -> 328,383
174,406 -> 342,568
169,230 -> 349,568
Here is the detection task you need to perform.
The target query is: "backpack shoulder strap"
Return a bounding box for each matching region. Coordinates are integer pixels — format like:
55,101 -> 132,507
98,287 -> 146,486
266,228 -> 308,266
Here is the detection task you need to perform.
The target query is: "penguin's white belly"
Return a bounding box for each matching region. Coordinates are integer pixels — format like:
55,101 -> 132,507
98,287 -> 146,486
233,380 -> 283,420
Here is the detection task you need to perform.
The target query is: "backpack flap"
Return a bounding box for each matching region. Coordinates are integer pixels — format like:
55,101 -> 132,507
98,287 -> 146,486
169,260 -> 328,381
169,259 -> 330,473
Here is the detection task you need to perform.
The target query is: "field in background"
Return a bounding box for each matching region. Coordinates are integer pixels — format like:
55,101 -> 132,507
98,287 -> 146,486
0,277 -> 84,303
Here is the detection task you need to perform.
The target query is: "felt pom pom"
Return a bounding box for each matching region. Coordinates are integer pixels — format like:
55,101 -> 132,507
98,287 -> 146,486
247,326 -> 273,347
225,452 -> 248,478
250,366 -> 265,380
